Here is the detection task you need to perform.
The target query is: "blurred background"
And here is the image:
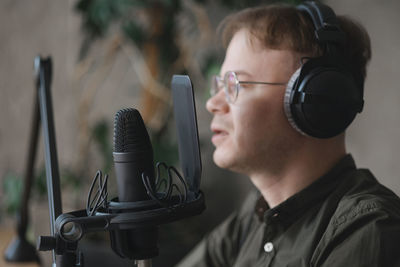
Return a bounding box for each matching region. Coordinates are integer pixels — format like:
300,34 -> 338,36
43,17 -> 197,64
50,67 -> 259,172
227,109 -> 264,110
0,0 -> 399,266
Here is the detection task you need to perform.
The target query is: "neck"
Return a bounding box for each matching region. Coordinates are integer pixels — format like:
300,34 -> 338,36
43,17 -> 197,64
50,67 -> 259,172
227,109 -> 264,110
249,136 -> 346,208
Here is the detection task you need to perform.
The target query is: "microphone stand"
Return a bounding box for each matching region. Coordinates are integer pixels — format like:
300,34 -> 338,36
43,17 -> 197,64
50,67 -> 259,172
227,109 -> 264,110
31,58 -> 205,267
5,56 -> 76,266
35,56 -> 85,267
3,59 -> 42,264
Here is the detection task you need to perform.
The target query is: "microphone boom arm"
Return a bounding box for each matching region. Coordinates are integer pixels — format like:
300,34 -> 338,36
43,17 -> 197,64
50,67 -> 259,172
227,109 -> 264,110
38,192 -> 205,258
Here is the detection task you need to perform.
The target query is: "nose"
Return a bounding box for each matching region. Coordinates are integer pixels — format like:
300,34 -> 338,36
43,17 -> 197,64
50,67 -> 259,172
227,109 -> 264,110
206,89 -> 229,114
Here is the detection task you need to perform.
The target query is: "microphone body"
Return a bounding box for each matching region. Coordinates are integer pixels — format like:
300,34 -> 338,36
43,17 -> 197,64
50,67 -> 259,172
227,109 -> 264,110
110,108 -> 158,260
113,152 -> 154,202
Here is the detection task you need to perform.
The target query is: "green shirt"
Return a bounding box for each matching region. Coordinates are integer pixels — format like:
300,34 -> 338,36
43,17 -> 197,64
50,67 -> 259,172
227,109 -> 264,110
177,155 -> 400,267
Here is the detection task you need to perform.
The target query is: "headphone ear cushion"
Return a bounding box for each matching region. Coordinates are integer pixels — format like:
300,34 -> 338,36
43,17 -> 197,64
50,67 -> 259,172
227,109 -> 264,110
284,67 -> 305,135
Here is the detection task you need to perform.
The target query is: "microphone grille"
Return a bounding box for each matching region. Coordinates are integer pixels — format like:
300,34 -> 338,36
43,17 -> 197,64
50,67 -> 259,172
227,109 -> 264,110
113,108 -> 152,153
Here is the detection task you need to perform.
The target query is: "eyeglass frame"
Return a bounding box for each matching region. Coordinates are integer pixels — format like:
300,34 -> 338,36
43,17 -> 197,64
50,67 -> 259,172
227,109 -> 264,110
211,71 -> 287,103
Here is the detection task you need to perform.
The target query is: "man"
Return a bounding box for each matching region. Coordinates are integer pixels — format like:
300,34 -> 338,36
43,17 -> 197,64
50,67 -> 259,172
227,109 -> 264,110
178,2 -> 400,267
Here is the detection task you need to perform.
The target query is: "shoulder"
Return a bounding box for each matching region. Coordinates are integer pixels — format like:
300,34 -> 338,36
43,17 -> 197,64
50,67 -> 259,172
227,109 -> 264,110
333,168 -> 400,227
312,169 -> 400,266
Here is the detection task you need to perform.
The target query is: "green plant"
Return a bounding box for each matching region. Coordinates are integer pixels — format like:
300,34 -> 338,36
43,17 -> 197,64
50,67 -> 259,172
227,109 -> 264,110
2,172 -> 23,215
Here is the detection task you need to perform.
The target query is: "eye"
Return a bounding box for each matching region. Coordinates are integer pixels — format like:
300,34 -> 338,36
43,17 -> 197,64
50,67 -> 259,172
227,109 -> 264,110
238,83 -> 252,89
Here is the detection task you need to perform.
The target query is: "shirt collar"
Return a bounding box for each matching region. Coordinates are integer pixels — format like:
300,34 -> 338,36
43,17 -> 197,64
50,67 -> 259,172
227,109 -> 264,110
254,154 -> 356,226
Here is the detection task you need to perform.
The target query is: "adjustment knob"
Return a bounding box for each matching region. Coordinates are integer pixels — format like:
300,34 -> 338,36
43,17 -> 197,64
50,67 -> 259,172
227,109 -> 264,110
37,235 -> 56,251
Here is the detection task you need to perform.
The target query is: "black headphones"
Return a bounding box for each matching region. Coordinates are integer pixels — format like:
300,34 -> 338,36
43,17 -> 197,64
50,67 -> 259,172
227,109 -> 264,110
283,1 -> 364,138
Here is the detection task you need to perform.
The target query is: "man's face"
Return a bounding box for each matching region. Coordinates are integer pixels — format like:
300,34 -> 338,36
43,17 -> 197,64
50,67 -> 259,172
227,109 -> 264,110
206,29 -> 301,176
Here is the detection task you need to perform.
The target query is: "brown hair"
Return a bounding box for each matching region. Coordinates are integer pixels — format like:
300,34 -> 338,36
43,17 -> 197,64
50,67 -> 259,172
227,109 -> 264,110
218,4 -> 371,80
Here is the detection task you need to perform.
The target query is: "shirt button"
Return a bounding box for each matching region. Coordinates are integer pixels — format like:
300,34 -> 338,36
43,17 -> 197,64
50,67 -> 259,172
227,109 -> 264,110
264,242 -> 274,253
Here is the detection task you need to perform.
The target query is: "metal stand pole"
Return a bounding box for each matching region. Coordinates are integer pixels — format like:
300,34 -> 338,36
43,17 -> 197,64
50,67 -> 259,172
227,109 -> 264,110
35,56 -> 64,266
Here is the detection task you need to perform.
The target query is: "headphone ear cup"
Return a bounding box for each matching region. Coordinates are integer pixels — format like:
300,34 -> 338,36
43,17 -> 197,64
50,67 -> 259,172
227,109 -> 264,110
286,63 -> 361,138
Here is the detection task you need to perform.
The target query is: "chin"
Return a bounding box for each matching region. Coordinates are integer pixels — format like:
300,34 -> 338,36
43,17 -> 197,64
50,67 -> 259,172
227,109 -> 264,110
213,148 -> 247,173
213,149 -> 234,169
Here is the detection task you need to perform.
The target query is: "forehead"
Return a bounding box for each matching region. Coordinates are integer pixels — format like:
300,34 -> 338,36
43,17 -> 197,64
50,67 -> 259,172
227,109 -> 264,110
220,29 -> 298,80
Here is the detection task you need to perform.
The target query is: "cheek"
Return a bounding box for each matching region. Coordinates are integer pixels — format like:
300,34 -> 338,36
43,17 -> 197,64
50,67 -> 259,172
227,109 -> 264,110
233,100 -> 277,143
232,90 -> 292,148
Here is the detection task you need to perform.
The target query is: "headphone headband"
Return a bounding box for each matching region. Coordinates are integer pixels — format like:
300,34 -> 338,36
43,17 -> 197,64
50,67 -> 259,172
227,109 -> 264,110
297,1 -> 345,45
283,1 -> 364,138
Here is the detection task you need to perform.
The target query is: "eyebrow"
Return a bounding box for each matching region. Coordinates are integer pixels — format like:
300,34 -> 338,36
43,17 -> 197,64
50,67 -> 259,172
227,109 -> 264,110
234,70 -> 251,77
227,70 -> 287,85
222,70 -> 252,79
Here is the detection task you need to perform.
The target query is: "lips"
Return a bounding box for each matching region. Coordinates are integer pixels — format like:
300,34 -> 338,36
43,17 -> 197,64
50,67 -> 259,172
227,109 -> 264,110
211,125 -> 228,145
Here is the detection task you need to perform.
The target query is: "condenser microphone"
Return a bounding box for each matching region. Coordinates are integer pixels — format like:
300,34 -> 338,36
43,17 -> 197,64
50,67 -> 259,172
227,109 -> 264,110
110,108 -> 158,260
113,108 -> 155,202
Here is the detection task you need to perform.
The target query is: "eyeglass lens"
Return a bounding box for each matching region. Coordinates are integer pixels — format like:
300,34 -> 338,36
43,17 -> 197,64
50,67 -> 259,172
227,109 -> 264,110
225,71 -> 238,102
211,71 -> 239,103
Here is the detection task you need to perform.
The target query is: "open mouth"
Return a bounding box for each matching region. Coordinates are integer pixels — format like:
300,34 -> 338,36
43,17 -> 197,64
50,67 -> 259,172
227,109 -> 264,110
212,128 -> 228,135
211,129 -> 228,144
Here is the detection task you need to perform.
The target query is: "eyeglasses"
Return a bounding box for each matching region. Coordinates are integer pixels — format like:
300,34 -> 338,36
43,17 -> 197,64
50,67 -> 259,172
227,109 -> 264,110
211,71 -> 287,103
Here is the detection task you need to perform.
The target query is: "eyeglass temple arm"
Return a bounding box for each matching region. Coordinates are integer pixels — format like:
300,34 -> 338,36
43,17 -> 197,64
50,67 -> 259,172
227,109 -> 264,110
239,81 -> 287,86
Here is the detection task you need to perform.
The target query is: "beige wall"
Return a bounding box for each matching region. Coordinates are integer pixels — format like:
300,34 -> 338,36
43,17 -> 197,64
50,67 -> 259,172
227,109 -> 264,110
326,0 -> 400,194
0,0 -> 143,183
1,0 -> 80,177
